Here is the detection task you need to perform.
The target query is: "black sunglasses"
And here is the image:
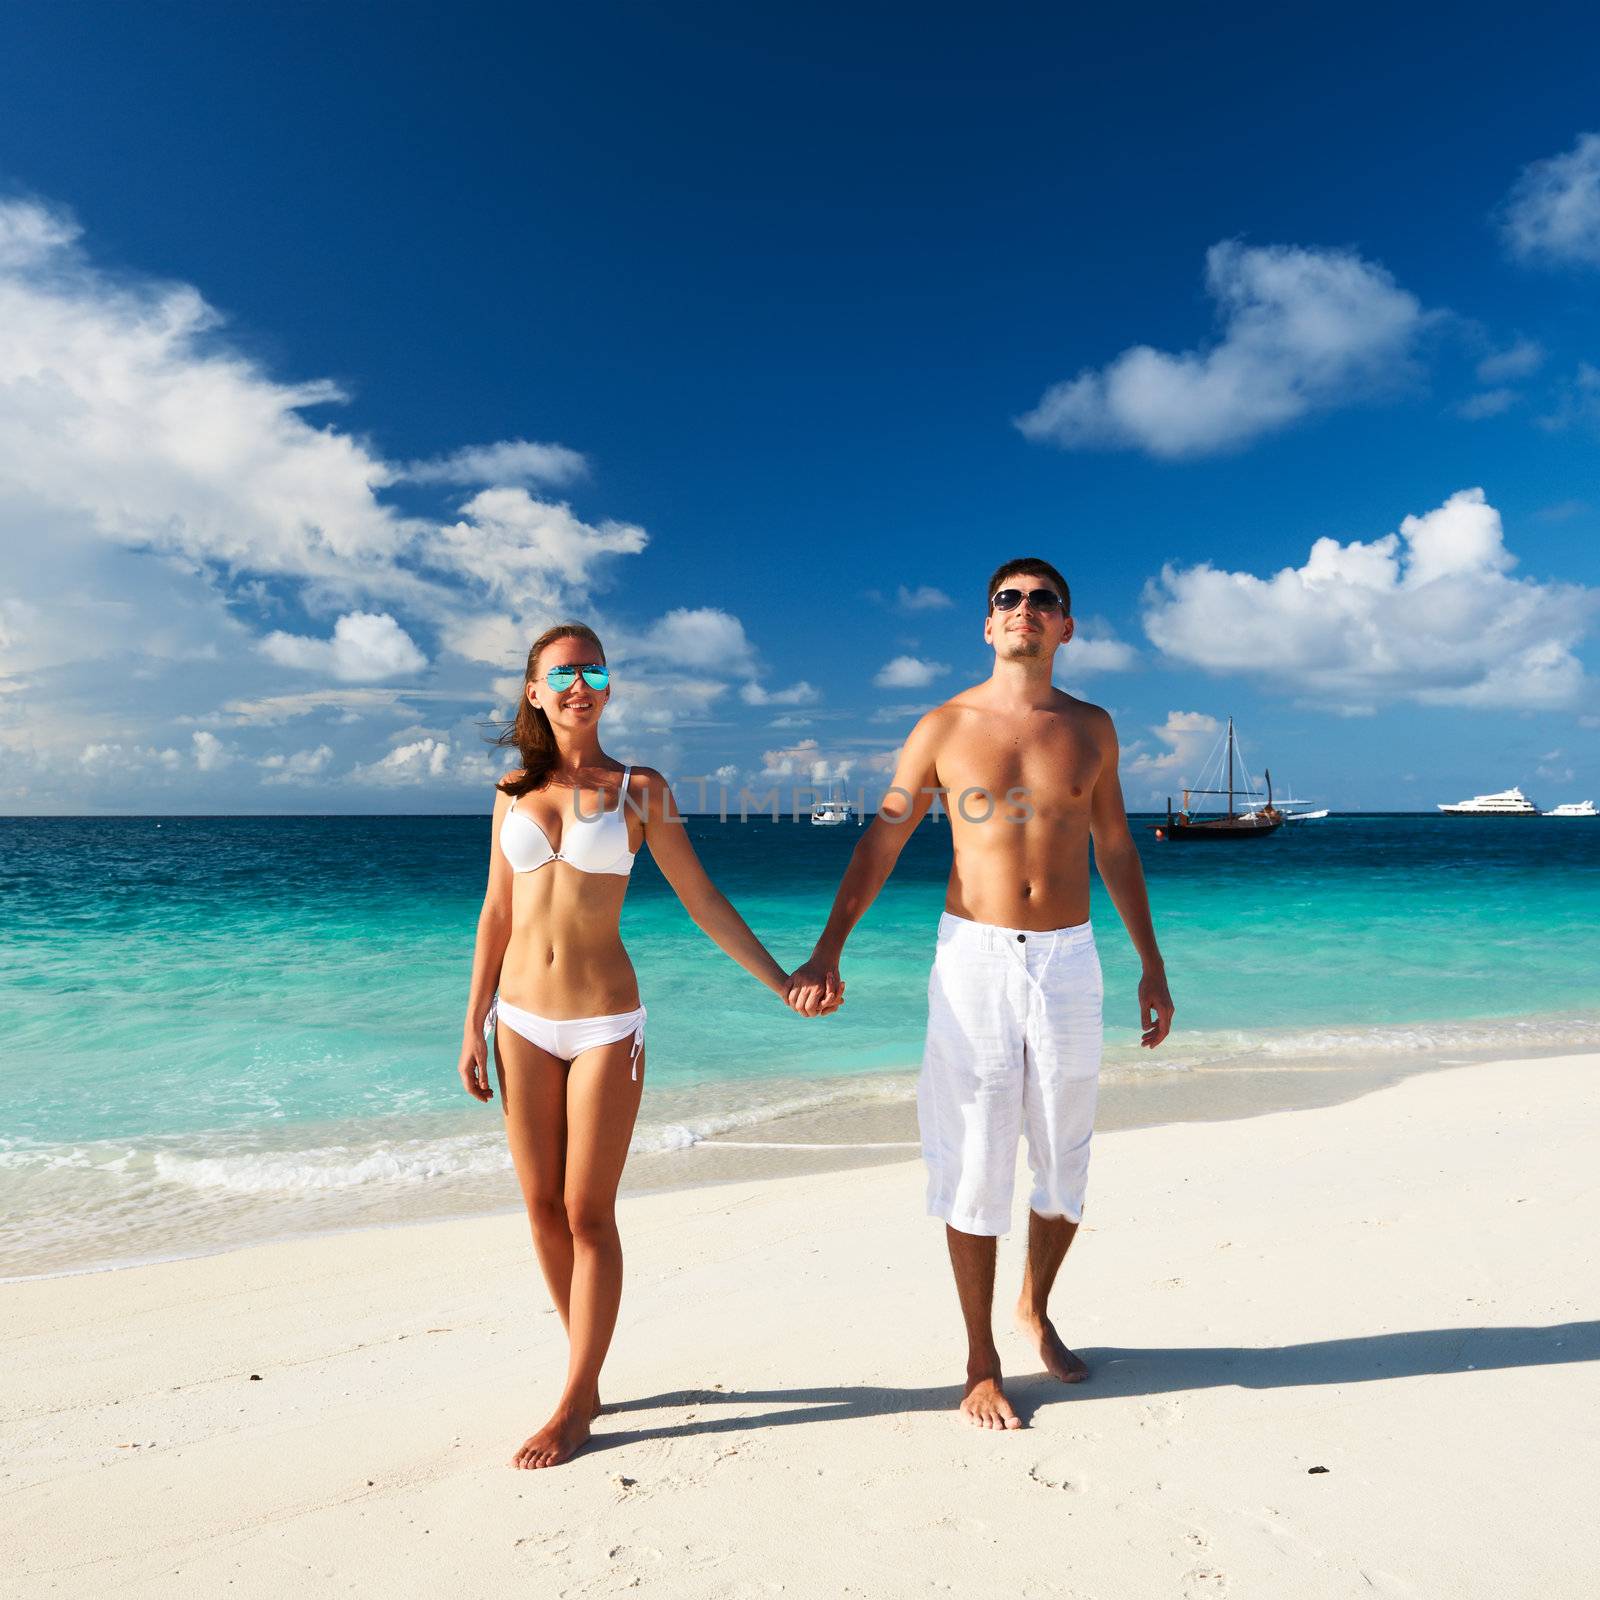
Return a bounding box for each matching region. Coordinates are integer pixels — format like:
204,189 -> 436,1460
990,587 -> 1064,614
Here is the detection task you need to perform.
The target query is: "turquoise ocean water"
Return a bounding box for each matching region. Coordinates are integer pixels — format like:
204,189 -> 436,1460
3,813 -> 1598,1275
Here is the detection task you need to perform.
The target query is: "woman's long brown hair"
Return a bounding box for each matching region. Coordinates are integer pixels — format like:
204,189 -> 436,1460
494,622 -> 607,797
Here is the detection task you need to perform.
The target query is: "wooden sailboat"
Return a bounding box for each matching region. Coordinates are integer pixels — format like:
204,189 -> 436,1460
1153,717 -> 1284,841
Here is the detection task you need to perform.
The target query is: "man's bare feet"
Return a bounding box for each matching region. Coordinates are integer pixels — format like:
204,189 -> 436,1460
510,1403 -> 592,1469
961,1370 -> 1022,1430
1017,1310 -> 1088,1383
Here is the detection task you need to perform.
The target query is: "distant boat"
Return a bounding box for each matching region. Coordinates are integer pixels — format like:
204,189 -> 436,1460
810,797 -> 855,827
1438,787 -> 1538,817
1242,781 -> 1326,823
1154,717 -> 1284,841
1543,799 -> 1597,818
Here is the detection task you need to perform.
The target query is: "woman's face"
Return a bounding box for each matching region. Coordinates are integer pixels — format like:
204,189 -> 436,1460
528,637 -> 609,730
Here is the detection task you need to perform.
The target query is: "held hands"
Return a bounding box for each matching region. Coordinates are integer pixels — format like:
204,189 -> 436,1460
785,957 -> 845,1018
1139,966 -> 1175,1049
458,1026 -> 493,1101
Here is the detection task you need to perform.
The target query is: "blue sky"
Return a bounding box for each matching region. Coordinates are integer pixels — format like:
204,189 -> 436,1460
2,0 -> 1598,812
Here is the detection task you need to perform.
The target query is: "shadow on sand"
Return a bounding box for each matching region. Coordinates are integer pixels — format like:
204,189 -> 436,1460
589,1320 -> 1600,1450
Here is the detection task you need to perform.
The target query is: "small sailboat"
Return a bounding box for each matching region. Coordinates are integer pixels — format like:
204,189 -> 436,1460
1153,717 -> 1284,841
810,787 -> 856,826
1243,781 -> 1326,823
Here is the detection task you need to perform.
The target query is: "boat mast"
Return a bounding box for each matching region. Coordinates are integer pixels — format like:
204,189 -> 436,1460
1227,716 -> 1235,819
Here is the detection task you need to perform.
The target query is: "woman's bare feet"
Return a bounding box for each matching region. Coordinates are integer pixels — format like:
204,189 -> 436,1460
510,1402 -> 593,1469
960,1368 -> 1022,1430
1017,1310 -> 1088,1383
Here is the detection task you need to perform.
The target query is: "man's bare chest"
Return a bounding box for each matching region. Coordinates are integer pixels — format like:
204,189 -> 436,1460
934,722 -> 1102,816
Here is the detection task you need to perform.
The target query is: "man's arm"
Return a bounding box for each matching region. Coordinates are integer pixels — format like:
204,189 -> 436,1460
1087,712 -> 1175,1049
786,712 -> 943,1017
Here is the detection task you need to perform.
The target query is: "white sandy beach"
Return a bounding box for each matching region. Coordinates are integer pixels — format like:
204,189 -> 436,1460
7,1053 -> 1598,1599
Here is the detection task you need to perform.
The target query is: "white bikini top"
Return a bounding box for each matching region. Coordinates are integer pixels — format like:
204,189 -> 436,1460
500,766 -> 637,877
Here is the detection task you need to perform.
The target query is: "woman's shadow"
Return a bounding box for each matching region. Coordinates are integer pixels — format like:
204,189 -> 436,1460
590,1320 -> 1600,1451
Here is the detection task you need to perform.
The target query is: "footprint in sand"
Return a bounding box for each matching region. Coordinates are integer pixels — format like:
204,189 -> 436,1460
1140,1398 -> 1185,1429
1028,1456 -> 1087,1493
1359,1571 -> 1416,1596
1182,1567 -> 1228,1597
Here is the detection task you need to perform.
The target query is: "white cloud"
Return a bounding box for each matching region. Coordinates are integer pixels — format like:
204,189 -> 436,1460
191,730 -> 232,771
875,654 -> 949,689
896,584 -> 954,611
402,439 -> 587,488
259,611 -> 427,682
0,201 -> 78,268
0,199 -> 414,587
79,741 -> 181,775
622,609 -> 819,721
259,744 -> 334,785
214,687 -> 456,726
437,612 -> 528,669
1141,488 -> 1597,712
1120,711 -> 1222,798
1535,499 -> 1588,524
1501,133 -> 1600,267
349,737 -> 455,786
1476,338 -> 1544,383
1536,361 -> 1600,433
1457,389 -> 1519,420
740,679 -> 818,706
627,607 -> 756,674
1060,617 -> 1139,674
1017,241 -> 1428,458
758,737 -> 854,783
0,195 -> 674,809
427,487 -> 648,611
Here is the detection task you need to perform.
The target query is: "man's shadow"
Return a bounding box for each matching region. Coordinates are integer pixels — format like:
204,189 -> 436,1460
590,1320 -> 1600,1452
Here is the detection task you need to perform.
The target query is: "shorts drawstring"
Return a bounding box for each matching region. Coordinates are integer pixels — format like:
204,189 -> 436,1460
1005,931 -> 1061,1012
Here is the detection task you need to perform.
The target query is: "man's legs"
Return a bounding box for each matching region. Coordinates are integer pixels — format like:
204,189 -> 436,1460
1018,927 -> 1103,1384
945,1225 -> 1021,1429
1016,1210 -> 1089,1382
920,913 -> 1026,1426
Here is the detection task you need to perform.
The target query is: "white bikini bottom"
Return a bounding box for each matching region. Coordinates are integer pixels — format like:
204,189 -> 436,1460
490,996 -> 647,1079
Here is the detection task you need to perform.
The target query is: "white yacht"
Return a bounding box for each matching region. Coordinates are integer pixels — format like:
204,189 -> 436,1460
1437,786 -> 1539,816
1543,799 -> 1597,818
810,798 -> 855,827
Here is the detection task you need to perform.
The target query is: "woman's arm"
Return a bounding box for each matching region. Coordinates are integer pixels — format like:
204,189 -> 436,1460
458,785 -> 516,1101
638,769 -> 795,1000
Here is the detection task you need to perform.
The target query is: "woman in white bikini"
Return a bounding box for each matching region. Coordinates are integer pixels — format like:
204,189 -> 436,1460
458,621 -> 830,1470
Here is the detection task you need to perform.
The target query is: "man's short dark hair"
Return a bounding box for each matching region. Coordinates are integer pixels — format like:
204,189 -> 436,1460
985,557 -> 1071,615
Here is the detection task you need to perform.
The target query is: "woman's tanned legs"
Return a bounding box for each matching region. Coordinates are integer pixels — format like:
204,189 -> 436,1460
509,1032 -> 644,1469
496,1028 -> 574,1324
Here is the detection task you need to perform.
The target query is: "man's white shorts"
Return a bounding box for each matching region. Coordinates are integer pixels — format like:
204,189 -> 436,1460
917,910 -> 1104,1237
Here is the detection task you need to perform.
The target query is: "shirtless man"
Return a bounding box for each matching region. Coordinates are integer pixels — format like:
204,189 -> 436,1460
787,557 -> 1174,1430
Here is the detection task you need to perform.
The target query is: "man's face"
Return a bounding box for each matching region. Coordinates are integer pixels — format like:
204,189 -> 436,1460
983,573 -> 1072,660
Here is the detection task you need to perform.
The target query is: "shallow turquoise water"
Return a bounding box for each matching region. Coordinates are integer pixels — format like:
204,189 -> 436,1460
3,813 -> 1597,1273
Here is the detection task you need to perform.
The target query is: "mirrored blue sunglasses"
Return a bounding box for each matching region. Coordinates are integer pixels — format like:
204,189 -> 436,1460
544,663 -> 610,692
